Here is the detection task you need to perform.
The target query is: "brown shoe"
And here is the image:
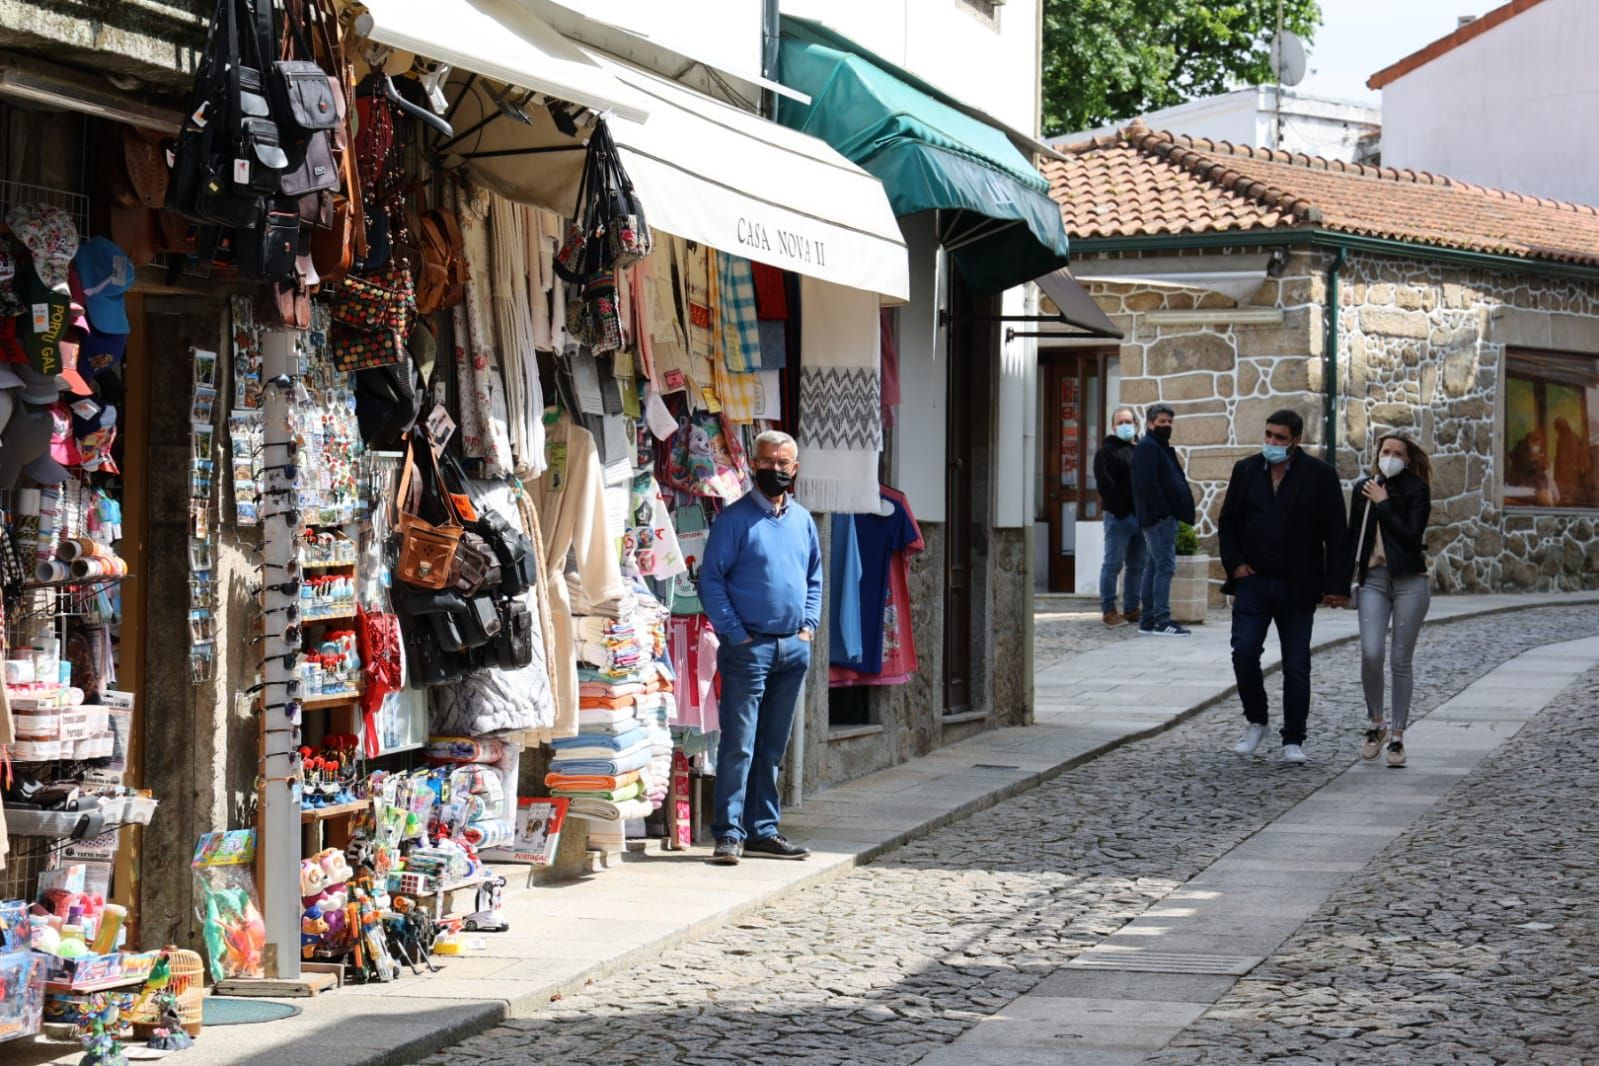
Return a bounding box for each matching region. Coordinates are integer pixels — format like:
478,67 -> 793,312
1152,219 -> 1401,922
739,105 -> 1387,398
1123,608 -> 1141,625
1102,611 -> 1127,628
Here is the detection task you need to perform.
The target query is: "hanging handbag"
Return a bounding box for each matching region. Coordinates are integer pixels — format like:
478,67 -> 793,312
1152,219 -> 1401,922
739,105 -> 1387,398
394,435 -> 462,591
235,199 -> 302,281
168,0 -> 267,227
485,597 -> 534,670
329,266 -> 414,371
553,134 -> 606,284
594,122 -> 651,268
414,208 -> 468,314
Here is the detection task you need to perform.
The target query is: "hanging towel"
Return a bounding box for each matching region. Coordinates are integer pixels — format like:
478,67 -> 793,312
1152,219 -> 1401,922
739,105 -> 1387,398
453,183 -> 514,476
718,254 -> 762,372
796,276 -> 883,513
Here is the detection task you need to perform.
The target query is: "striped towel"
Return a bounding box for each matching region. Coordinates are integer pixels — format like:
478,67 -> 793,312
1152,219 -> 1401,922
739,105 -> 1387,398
718,254 -> 761,372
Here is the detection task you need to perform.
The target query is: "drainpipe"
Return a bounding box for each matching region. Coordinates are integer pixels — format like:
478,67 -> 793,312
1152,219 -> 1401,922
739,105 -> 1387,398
1323,246 -> 1347,464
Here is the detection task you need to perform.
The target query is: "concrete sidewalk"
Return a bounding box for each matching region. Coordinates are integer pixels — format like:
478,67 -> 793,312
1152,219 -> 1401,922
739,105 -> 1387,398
11,591 -> 1596,1066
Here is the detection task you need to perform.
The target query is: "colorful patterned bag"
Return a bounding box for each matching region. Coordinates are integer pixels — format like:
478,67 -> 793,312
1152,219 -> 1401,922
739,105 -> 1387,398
329,266 -> 414,371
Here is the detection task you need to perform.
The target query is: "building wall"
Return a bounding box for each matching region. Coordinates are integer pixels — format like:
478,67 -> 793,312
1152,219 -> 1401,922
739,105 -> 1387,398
1081,246 -> 1599,598
1379,0 -> 1599,204
779,0 -> 1042,133
1051,87 -> 1381,163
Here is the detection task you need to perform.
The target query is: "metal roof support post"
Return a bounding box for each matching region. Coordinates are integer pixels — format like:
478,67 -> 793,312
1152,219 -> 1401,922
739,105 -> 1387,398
1323,246 -> 1347,466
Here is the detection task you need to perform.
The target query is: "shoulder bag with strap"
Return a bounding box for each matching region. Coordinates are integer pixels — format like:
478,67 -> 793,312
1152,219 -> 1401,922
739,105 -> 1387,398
394,433 -> 463,591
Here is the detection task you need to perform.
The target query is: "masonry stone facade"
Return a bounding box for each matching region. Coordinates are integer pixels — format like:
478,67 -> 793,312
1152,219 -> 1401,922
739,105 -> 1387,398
1081,246 -> 1599,598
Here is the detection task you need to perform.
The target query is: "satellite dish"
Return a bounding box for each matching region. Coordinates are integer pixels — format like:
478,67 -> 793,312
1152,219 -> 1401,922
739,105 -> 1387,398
1271,29 -> 1307,86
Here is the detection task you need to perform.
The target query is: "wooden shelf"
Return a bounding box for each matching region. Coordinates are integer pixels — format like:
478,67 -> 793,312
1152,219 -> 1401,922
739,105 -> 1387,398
302,691 -> 361,710
45,975 -> 146,994
301,799 -> 368,823
298,559 -> 358,571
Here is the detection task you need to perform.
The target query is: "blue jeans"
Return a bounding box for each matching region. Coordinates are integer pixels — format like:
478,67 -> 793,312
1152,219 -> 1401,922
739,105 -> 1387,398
1139,518 -> 1177,626
1230,575 -> 1316,745
712,633 -> 811,842
1099,512 -> 1146,614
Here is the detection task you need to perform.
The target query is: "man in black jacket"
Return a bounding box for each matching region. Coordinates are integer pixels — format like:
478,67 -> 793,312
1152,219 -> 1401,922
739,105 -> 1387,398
1218,409 -> 1353,764
1093,406 -> 1144,627
1131,403 -> 1196,636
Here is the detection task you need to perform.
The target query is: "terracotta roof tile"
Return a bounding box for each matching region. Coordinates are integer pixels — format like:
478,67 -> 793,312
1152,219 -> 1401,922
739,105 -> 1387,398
1044,125 -> 1599,267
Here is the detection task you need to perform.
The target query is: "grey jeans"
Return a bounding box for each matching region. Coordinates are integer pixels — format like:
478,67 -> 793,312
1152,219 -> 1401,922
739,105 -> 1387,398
1358,566 -> 1431,731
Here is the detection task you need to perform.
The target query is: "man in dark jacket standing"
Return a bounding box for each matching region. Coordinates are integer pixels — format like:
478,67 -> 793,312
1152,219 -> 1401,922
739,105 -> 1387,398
1093,406 -> 1144,627
1218,409 -> 1353,764
1131,403 -> 1195,636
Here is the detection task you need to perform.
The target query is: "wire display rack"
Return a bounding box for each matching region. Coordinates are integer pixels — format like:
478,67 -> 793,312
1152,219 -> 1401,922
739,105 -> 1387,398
0,178 -> 90,240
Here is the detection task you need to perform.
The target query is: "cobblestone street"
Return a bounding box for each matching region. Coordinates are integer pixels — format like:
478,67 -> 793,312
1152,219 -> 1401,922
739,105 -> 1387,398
424,605 -> 1599,1066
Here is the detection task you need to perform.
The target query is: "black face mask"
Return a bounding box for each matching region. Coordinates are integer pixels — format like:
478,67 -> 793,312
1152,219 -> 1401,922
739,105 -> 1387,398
755,468 -> 794,498
1150,424 -> 1173,443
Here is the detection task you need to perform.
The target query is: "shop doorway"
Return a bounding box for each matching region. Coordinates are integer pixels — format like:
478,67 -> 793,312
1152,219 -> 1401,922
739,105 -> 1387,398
944,276 -> 996,715
1040,347 -> 1117,593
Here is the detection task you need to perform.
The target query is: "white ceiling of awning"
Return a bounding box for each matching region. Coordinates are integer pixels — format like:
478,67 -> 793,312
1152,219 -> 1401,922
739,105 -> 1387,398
583,48 -> 909,302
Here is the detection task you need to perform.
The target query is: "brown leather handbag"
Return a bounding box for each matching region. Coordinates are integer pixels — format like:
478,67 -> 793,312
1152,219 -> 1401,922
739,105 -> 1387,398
414,207 -> 467,315
395,434 -> 462,590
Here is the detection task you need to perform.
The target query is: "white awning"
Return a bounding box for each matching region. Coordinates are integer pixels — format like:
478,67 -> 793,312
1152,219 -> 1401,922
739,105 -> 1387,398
582,48 -> 910,303
350,0 -> 647,123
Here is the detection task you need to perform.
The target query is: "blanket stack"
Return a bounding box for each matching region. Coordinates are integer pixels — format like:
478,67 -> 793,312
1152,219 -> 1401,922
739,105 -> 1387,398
557,585 -> 675,846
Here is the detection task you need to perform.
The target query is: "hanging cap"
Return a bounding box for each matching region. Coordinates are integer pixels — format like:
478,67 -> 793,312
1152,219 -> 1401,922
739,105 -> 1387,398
6,203 -> 79,295
72,237 -> 135,334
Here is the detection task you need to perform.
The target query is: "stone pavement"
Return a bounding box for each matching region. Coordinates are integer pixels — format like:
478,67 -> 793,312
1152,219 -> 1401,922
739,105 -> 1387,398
6,592 -> 1594,1066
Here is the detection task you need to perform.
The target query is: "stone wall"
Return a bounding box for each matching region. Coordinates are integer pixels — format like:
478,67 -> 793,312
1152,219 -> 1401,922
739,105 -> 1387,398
1082,246 -> 1599,596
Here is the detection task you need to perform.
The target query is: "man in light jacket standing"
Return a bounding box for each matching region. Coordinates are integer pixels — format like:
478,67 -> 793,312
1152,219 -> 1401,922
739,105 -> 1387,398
1131,403 -> 1195,636
698,430 -> 821,865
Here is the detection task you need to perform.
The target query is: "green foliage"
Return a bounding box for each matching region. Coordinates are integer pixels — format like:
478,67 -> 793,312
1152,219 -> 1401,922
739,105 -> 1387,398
1175,520 -> 1200,556
1042,0 -> 1322,138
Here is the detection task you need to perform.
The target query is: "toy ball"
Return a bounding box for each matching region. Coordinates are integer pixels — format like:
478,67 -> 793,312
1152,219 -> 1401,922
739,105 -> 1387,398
32,926 -> 61,954
56,937 -> 89,958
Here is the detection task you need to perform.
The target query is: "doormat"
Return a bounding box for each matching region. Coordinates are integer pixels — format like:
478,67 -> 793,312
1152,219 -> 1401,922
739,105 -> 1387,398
202,999 -> 302,1026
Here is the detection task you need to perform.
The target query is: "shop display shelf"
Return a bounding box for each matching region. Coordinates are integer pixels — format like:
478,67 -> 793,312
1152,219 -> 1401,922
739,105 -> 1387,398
302,691 -> 361,710
300,799 -> 368,823
43,974 -> 144,995
301,608 -> 358,623
297,558 -> 358,571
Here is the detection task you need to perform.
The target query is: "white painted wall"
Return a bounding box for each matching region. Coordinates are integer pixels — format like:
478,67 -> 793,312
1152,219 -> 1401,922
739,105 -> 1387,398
779,0 -> 1042,134
1052,87 -> 1380,163
891,214 -> 949,523
1379,0 -> 1599,205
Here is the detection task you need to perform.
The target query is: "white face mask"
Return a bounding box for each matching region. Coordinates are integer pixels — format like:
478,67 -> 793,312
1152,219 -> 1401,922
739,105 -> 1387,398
1378,455 -> 1405,479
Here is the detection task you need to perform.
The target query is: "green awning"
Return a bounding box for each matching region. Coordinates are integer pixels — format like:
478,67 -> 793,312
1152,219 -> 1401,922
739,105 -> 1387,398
776,17 -> 1068,295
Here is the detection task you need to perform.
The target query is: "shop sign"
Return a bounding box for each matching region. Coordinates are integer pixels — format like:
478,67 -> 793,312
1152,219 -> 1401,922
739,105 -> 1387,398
736,218 -> 827,269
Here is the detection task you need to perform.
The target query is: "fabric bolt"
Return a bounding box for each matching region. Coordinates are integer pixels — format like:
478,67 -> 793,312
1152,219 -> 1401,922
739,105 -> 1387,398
718,254 -> 762,372
526,413 -> 628,740
828,510 -> 864,663
795,275 -> 882,513
453,183 -> 514,476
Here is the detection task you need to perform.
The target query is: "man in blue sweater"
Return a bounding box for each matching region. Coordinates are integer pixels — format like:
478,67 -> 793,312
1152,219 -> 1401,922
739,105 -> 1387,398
699,429 -> 822,865
1131,403 -> 1196,636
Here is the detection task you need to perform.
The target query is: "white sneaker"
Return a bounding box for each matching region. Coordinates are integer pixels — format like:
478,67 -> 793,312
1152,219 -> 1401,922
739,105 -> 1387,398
1282,744 -> 1307,764
1233,723 -> 1268,755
